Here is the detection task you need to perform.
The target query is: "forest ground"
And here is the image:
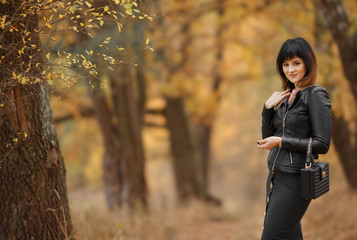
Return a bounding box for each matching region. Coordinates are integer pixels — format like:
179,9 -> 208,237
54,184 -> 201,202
67,145 -> 357,240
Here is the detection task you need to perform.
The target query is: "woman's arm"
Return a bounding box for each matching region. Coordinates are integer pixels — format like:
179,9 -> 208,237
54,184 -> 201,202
261,106 -> 275,139
281,86 -> 332,154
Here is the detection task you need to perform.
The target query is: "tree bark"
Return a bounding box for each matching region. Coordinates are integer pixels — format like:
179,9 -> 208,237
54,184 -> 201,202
313,0 -> 357,189
331,116 -> 357,188
314,0 -> 357,99
110,67 -> 148,209
165,97 -> 198,201
0,2 -> 72,239
90,78 -> 123,209
88,68 -> 148,211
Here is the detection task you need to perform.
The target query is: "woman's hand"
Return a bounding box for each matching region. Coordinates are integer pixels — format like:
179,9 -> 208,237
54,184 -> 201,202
265,89 -> 291,109
257,137 -> 282,150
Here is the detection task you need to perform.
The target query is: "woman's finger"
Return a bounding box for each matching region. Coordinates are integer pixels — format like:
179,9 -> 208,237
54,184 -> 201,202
282,92 -> 291,98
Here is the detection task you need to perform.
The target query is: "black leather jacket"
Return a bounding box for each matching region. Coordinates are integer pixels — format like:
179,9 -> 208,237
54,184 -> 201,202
261,84 -> 332,174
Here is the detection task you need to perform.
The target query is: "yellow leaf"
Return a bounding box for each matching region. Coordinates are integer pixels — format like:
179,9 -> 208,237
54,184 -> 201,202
123,3 -> 132,9
24,133 -> 28,138
70,6 -> 75,14
46,52 -> 50,59
104,5 -> 109,12
114,0 -> 120,4
13,138 -> 18,143
85,1 -> 92,8
116,21 -> 122,32
12,72 -> 17,78
0,104 -> 4,107
100,20 -> 104,26
146,37 -> 150,45
0,16 -> 6,29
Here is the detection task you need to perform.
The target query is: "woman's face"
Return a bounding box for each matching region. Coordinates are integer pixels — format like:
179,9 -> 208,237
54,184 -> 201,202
282,56 -> 306,86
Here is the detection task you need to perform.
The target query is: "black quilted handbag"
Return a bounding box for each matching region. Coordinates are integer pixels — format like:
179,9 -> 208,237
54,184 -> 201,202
301,138 -> 329,199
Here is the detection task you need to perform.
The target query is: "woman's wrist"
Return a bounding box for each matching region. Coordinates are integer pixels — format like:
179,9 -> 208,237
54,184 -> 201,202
265,103 -> 273,109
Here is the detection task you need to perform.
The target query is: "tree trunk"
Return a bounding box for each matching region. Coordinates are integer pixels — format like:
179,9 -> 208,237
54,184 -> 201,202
136,67 -> 147,124
154,0 -> 221,203
313,0 -> 357,189
68,10 -> 149,209
0,86 -> 72,239
189,0 -> 226,205
90,78 -> 123,209
314,0 -> 357,99
110,67 -> 148,209
0,3 -> 72,239
165,97 -> 198,201
332,116 -> 357,188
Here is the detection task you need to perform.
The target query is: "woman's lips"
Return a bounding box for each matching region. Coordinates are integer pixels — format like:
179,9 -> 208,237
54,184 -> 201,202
289,74 -> 298,78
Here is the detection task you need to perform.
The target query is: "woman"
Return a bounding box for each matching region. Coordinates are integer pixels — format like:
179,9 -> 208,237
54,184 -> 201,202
257,37 -> 332,239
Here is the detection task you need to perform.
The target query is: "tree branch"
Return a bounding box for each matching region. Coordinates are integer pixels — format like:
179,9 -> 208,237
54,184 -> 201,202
53,104 -> 166,127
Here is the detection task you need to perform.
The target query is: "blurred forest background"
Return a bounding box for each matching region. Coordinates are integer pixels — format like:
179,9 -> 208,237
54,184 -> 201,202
1,0 -> 357,239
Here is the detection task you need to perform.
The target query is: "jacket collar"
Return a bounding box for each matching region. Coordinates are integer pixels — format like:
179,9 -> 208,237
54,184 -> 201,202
282,90 -> 302,111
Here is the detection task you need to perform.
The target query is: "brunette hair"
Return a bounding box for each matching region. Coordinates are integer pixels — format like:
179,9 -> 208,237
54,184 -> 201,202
276,37 -> 317,90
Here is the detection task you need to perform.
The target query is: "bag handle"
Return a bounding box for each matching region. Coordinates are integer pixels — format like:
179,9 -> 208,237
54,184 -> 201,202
305,137 -> 314,168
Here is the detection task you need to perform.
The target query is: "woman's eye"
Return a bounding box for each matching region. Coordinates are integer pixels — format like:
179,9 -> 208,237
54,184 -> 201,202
283,64 -> 288,67
294,62 -> 300,65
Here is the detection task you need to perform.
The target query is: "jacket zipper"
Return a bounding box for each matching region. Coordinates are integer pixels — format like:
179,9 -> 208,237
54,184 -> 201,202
272,109 -> 289,171
283,105 -> 294,164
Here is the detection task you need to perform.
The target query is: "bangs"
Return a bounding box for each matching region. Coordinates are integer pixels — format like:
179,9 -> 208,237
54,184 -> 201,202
277,43 -> 304,64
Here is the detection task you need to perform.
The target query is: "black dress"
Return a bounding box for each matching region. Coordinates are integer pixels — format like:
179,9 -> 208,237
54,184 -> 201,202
260,85 -> 331,240
261,171 -> 311,239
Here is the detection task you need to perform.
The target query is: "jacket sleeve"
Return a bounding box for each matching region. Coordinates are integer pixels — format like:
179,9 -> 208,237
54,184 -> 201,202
261,105 -> 275,139
281,86 -> 332,154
